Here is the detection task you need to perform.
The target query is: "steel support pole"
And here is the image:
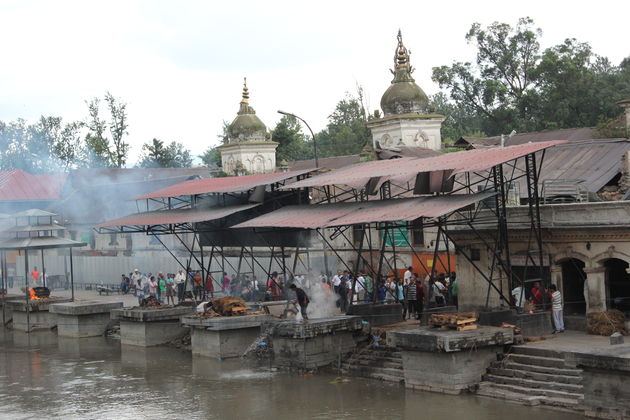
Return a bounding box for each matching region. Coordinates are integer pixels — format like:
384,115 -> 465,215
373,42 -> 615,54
69,247 -> 75,301
24,251 -> 30,332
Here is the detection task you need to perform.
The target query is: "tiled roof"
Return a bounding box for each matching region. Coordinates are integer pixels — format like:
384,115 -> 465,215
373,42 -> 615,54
0,170 -> 68,201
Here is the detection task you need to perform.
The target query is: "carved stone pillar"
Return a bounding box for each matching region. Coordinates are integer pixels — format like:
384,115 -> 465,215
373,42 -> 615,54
583,266 -> 606,312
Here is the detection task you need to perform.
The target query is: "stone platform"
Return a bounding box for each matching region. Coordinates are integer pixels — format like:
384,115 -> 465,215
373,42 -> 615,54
388,326 -> 514,394
347,303 -> 402,326
111,306 -> 192,347
50,301 -> 123,338
265,316 -> 365,369
182,314 -> 271,359
6,297 -> 73,332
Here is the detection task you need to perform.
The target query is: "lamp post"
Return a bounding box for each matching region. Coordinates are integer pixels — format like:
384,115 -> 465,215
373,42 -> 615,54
277,110 -> 319,168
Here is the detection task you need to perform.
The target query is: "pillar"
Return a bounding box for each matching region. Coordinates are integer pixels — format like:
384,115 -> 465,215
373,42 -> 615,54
583,266 -> 606,313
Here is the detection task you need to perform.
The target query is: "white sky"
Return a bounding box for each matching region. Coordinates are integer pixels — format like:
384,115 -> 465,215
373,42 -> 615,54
0,0 -> 628,165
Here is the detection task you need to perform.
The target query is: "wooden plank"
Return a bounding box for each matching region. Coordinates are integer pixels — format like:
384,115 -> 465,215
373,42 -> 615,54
456,324 -> 478,331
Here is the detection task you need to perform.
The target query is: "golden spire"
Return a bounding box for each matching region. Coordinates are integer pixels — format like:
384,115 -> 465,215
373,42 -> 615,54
241,77 -> 249,104
394,29 -> 411,70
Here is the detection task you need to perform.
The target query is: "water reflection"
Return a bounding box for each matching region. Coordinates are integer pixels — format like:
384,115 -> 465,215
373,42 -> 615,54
0,329 -> 579,420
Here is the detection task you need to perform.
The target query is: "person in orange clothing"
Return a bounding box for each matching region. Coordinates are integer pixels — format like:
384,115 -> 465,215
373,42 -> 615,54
530,281 -> 544,309
31,267 -> 39,286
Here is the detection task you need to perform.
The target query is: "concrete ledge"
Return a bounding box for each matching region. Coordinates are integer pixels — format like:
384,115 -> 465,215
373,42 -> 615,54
111,306 -> 192,322
388,326 -> 513,352
6,297 -> 72,312
182,314 -> 271,331
191,326 -> 261,358
347,303 -> 403,326
265,316 -> 363,339
12,310 -> 57,331
50,301 -> 123,315
120,320 -> 186,346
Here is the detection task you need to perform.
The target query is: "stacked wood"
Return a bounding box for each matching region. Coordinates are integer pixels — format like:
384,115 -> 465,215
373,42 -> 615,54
587,309 -> 627,336
211,296 -> 249,316
501,322 -> 522,335
430,312 -> 478,331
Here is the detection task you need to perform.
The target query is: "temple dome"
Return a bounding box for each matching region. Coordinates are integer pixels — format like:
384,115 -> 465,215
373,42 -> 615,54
380,31 -> 429,116
227,78 -> 267,142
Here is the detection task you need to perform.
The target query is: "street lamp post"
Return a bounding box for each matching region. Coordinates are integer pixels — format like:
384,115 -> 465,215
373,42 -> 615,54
277,110 -> 319,168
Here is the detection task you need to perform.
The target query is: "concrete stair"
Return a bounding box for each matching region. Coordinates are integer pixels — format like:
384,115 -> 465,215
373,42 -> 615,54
341,346 -> 404,384
477,346 -> 584,413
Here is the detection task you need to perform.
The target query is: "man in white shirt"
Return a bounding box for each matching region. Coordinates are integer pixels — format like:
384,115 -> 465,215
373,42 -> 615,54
511,284 -> 525,312
175,269 -> 186,302
550,284 -> 565,333
403,266 -> 413,286
332,271 -> 342,293
354,274 -> 365,302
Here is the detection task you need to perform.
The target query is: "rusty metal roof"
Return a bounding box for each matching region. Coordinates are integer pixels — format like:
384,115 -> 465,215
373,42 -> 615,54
134,169 -> 314,200
284,141 -> 566,190
0,170 -> 68,202
95,204 -> 259,228
0,236 -> 86,250
232,192 -> 493,229
455,127 -> 597,148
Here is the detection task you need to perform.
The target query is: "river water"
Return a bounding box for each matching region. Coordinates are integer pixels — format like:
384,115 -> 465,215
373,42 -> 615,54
0,329 -> 578,420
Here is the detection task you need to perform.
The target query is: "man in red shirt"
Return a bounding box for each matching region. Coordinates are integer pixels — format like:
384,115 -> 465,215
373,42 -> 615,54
531,281 -> 544,309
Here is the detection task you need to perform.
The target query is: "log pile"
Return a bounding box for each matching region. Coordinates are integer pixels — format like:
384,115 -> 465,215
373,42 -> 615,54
587,309 -> 627,336
210,296 -> 249,316
430,312 -> 478,331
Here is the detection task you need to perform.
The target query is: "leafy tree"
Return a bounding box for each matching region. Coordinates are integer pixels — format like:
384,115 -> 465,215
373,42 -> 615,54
429,93 -> 484,144
84,92 -> 129,167
199,146 -> 222,168
139,138 -> 193,168
316,92 -> 370,157
271,115 -> 313,162
432,17 -> 630,136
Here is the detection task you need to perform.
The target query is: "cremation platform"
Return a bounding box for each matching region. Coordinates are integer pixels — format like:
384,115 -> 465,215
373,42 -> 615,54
388,326 -> 514,394
111,306 -> 192,347
6,297 -> 73,332
266,316 -> 365,369
182,314 -> 272,358
50,301 -> 123,338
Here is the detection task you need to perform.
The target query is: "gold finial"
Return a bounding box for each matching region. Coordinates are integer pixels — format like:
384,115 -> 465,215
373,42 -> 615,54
241,77 -> 249,103
395,29 -> 411,69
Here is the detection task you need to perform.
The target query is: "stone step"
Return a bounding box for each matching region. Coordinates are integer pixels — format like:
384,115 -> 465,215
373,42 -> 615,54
487,366 -> 582,385
342,365 -> 405,379
483,373 -> 583,394
361,348 -> 402,358
510,345 -> 565,359
481,377 -> 584,400
353,359 -> 403,370
490,360 -> 581,377
507,353 -> 567,369
477,383 -> 583,410
354,353 -> 402,363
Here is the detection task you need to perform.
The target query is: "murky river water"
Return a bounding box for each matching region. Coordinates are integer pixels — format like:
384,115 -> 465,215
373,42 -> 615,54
0,329 -> 579,420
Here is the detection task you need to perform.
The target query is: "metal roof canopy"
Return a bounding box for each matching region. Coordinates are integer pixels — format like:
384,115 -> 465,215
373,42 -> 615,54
282,141 -> 566,190
0,236 -> 86,250
133,168 -> 315,200
94,204 -> 260,231
232,192 -> 494,229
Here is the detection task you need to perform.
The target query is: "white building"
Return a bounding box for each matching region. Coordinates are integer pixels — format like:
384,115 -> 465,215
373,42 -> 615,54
219,79 -> 278,175
367,31 -> 445,151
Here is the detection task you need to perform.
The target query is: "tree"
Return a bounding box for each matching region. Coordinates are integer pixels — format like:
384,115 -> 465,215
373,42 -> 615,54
139,138 -> 193,168
271,115 -> 313,162
84,92 -> 129,167
432,17 -> 630,136
199,146 -> 221,168
316,91 -> 370,157
429,93 -> 484,144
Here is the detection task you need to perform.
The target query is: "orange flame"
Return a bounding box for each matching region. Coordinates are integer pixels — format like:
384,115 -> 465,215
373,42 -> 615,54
29,288 -> 41,300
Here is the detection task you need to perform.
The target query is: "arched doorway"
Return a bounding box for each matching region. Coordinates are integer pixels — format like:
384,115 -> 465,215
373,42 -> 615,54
560,258 -> 586,315
604,258 -> 630,313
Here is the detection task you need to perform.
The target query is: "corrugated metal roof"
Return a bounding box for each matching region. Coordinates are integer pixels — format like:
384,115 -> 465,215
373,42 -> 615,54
232,192 -> 494,229
456,127 -> 597,148
0,236 -> 86,250
95,204 -> 260,228
0,170 -> 68,201
289,155 -> 361,171
134,168 -> 315,200
284,141 -> 565,190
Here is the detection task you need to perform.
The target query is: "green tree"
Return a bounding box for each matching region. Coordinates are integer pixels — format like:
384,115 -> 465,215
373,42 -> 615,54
84,92 -> 129,167
199,146 -> 221,168
316,92 -> 370,157
139,138 -> 193,168
429,93 -> 484,144
271,115 -> 313,162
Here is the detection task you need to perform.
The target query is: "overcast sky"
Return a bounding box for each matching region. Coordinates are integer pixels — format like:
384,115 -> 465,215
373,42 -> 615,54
1,0 -> 628,165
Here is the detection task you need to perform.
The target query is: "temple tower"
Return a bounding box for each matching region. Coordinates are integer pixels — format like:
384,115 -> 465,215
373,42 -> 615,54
219,79 -> 278,174
367,31 -> 445,150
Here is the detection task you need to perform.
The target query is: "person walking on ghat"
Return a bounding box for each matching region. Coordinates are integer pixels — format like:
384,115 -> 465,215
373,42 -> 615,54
550,284 -> 565,333
175,269 -> 186,302
290,283 -> 309,321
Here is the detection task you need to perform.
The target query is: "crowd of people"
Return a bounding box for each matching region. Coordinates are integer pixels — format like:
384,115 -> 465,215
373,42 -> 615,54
511,280 -> 565,333
119,265 -> 459,321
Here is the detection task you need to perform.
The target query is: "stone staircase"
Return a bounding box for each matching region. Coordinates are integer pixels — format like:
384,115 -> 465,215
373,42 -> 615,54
477,346 -> 584,412
341,345 -> 405,384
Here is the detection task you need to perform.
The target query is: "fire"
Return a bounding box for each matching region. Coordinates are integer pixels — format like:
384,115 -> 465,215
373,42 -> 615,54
29,288 -> 41,300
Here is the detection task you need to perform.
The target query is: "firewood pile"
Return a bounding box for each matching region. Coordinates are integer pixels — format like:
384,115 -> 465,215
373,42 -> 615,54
210,296 -> 249,316
430,312 -> 478,331
587,309 -> 627,336
139,296 -> 162,308
501,322 -> 522,335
